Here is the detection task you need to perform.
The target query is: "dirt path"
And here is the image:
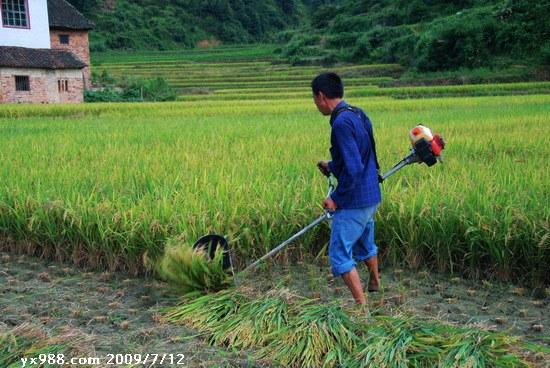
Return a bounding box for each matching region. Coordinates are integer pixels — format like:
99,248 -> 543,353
1,251 -> 548,367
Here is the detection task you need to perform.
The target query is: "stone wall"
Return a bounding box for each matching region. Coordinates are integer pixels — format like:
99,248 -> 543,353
0,68 -> 84,104
50,30 -> 91,88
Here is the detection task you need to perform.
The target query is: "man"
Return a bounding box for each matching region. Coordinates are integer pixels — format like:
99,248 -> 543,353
312,72 -> 381,305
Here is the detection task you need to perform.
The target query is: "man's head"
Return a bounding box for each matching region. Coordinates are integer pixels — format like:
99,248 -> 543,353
311,72 -> 344,115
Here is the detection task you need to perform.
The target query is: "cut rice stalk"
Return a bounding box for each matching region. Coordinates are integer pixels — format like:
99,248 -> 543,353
210,295 -> 289,349
348,316 -> 444,368
0,324 -> 67,368
162,290 -> 245,333
156,239 -> 232,293
440,328 -> 529,368
258,302 -> 357,368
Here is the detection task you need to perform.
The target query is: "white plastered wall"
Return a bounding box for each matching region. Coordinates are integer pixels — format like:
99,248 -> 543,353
0,0 -> 51,48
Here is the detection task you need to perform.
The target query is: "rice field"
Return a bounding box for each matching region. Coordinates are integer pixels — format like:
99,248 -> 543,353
0,93 -> 548,285
92,44 -> 278,64
88,48 -> 549,285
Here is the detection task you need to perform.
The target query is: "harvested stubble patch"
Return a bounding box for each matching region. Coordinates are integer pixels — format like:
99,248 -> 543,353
163,290 -> 534,368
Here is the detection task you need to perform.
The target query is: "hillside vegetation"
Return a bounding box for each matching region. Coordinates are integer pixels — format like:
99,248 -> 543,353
280,0 -> 550,71
71,0 -> 548,71
67,0 -> 304,51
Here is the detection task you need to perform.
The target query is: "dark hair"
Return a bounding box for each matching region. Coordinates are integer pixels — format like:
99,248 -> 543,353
311,72 -> 344,99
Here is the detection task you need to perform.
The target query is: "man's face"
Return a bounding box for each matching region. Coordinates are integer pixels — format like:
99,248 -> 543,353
313,91 -> 331,116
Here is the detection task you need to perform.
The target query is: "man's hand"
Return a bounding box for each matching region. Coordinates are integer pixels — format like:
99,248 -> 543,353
317,161 -> 331,177
323,197 -> 337,211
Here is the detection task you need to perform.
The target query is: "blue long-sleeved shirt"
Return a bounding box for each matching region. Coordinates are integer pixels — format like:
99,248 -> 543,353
328,101 -> 381,209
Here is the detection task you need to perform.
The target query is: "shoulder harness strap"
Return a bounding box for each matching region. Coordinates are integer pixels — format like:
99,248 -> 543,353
330,105 -> 380,171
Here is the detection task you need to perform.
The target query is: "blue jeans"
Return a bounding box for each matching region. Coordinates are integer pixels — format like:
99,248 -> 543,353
329,204 -> 379,277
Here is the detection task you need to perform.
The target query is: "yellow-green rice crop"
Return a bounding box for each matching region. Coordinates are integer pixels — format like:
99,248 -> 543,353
175,82 -> 550,101
0,94 -> 548,284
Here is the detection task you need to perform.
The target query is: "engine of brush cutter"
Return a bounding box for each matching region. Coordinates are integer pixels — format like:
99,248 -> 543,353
409,125 -> 445,166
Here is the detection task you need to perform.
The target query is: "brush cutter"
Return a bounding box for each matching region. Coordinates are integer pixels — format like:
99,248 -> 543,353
193,125 -> 445,280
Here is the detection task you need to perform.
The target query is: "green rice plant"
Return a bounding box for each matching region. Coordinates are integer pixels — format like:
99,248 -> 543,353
154,237 -> 232,293
257,302 -> 357,368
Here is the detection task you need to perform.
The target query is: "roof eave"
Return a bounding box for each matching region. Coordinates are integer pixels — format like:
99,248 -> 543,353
49,25 -> 94,31
0,65 -> 86,70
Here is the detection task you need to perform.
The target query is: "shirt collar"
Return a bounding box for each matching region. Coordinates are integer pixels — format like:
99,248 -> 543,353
329,100 -> 348,126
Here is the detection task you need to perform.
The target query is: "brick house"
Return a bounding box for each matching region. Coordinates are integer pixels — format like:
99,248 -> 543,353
0,0 -> 94,104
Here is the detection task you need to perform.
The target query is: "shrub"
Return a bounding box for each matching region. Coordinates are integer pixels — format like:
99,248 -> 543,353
311,4 -> 340,29
414,10 -> 494,71
539,42 -> 550,66
84,88 -> 126,103
349,26 -> 417,64
120,77 -> 177,102
86,76 -> 177,103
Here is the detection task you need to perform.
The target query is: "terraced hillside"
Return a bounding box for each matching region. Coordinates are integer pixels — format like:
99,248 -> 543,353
92,45 -> 550,101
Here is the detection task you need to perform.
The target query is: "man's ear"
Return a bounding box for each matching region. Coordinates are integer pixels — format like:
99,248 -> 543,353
317,91 -> 326,101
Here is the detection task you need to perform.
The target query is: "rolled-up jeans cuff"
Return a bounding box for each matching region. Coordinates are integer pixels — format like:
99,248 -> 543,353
331,261 -> 356,277
355,247 -> 378,262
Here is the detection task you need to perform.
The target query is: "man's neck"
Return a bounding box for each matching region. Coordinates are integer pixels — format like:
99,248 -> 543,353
327,98 -> 343,114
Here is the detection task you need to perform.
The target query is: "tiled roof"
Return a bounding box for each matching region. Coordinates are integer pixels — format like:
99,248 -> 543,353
0,47 -> 86,69
48,0 -> 95,30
